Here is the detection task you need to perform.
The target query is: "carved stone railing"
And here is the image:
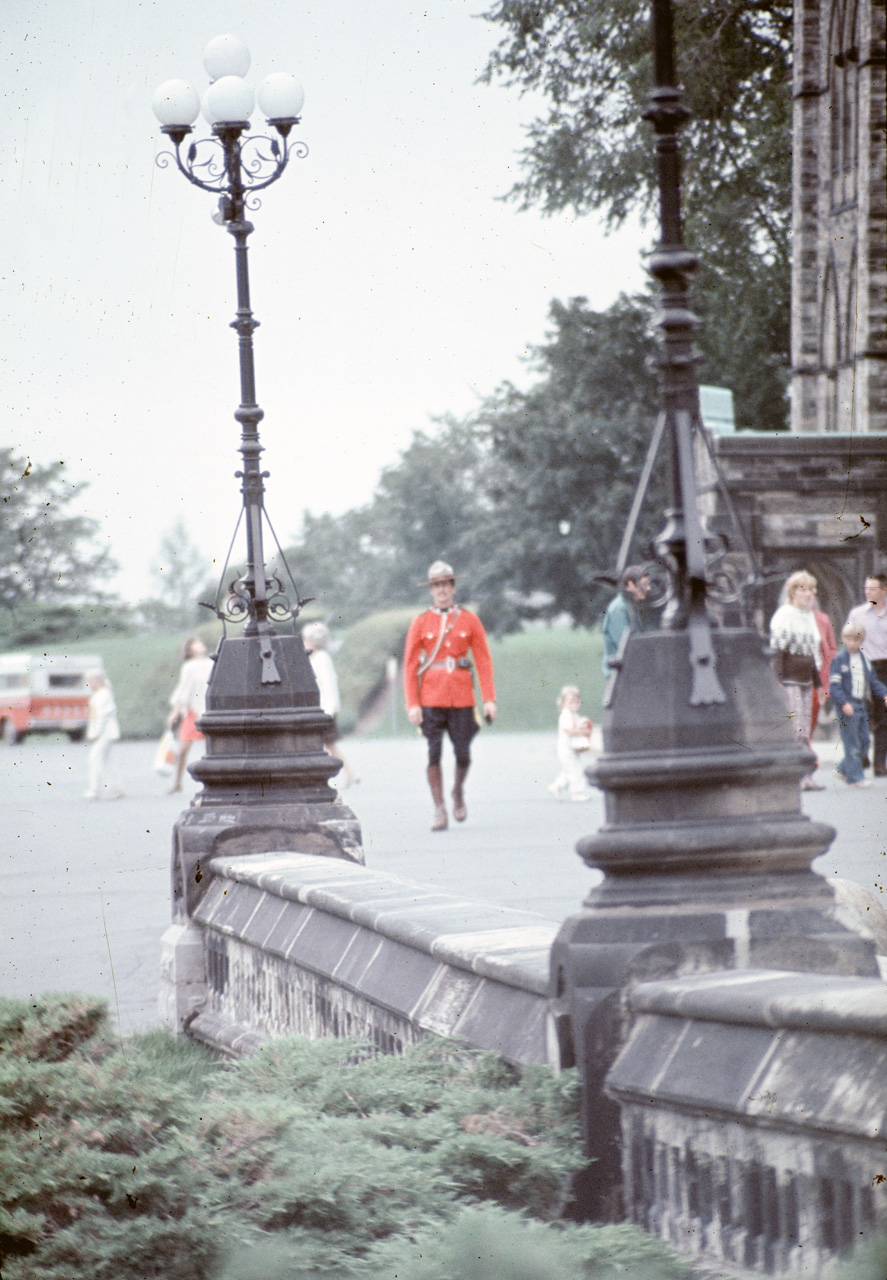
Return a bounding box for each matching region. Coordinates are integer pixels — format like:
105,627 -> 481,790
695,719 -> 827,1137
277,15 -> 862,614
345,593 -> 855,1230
607,969 -> 887,1273
160,851 -> 558,1065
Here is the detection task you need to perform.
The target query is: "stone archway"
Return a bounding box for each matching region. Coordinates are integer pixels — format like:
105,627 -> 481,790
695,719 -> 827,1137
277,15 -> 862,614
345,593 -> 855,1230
805,556 -> 855,632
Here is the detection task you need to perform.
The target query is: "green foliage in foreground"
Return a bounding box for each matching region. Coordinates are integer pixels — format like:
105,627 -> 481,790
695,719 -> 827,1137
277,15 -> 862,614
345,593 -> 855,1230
217,1207 -> 692,1280
2,995 -> 884,1280
0,993 -> 626,1280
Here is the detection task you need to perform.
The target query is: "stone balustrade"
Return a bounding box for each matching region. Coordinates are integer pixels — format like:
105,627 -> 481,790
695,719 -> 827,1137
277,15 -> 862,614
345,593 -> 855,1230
607,969 -> 887,1273
160,850 -> 559,1066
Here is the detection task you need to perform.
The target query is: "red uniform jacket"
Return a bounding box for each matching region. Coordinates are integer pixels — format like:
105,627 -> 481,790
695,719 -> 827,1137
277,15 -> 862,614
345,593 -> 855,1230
403,607 -> 496,709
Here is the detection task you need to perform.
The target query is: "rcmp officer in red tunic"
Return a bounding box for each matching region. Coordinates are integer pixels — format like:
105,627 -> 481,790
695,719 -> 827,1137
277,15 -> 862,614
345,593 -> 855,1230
403,560 -> 497,831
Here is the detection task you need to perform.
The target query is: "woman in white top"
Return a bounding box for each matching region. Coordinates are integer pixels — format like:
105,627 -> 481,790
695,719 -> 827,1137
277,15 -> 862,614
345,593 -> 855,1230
167,636 -> 214,794
302,622 -> 356,788
769,570 -> 823,791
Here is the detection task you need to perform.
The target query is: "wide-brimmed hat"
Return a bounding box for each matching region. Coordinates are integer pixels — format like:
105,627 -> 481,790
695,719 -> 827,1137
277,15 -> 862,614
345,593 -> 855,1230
419,560 -> 457,586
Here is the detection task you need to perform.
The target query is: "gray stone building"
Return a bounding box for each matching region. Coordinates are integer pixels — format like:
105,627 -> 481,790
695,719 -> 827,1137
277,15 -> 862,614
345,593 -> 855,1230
711,0 -> 886,621
793,0 -> 886,435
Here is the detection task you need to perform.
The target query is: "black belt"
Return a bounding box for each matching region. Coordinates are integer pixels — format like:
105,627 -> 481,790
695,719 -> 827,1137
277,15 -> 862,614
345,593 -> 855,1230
426,657 -> 472,673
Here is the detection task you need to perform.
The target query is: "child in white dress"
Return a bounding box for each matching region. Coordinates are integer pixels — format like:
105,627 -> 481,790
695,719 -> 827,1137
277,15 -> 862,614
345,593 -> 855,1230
548,685 -> 593,802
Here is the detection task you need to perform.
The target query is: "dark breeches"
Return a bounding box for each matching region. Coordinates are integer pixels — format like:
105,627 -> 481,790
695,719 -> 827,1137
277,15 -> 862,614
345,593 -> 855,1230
421,706 -> 478,767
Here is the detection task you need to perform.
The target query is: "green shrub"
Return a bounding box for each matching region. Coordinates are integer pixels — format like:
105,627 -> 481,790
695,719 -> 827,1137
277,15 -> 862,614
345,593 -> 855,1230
0,997 -> 220,1280
13,995 -> 879,1280
354,1206 -> 694,1280
0,1001 -> 585,1279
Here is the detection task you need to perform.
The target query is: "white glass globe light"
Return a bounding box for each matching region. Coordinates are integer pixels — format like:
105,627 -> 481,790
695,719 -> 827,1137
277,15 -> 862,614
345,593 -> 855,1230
257,73 -> 305,121
152,79 -> 200,127
203,34 -> 251,81
202,75 -> 255,125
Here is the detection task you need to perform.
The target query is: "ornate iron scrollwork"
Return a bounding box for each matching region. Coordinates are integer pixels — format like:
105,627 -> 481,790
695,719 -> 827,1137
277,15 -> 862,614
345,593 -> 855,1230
157,131 -> 308,202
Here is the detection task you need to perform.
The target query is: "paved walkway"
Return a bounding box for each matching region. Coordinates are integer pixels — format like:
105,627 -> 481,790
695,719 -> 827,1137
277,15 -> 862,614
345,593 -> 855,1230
2,731 -> 885,1036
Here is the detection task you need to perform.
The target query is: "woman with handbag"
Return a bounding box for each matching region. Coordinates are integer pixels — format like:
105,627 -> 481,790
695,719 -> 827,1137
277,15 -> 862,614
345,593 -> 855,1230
769,570 -> 824,791
548,685 -> 593,802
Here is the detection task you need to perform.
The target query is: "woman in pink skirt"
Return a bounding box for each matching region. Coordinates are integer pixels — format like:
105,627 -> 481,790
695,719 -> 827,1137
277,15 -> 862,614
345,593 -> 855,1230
167,636 -> 213,793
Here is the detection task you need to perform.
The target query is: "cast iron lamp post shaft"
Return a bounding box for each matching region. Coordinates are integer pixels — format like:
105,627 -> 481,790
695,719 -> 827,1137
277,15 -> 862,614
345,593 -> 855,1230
548,0 -> 870,1222
154,40 -> 308,650
153,42 -> 362,916
224,185 -> 272,639
156,107 -> 307,661
644,0 -> 725,703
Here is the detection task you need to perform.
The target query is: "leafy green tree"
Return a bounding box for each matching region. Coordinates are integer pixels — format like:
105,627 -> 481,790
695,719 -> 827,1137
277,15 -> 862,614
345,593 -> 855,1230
471,294 -> 666,628
280,416 -> 497,626
139,521 -> 215,632
366,414 -> 497,602
274,506 -> 393,627
479,0 -> 792,431
0,449 -> 121,647
280,299 -> 669,634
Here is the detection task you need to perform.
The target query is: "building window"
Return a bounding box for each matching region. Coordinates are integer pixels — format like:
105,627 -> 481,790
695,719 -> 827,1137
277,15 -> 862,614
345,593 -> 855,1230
821,255 -> 841,431
828,0 -> 860,207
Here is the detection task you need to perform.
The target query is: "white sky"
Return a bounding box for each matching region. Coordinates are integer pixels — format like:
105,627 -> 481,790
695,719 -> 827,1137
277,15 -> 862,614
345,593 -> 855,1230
2,0 -> 646,602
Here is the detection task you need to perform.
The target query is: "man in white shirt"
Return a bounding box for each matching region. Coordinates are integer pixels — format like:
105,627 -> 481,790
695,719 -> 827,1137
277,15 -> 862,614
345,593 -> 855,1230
846,573 -> 887,776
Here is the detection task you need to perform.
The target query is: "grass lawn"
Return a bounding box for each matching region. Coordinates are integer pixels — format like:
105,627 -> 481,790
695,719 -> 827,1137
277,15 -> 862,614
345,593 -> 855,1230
489,626 -> 605,733
19,619 -> 603,740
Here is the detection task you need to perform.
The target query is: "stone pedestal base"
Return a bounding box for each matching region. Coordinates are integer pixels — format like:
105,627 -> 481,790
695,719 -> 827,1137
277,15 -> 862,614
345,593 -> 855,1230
158,922 -> 207,1033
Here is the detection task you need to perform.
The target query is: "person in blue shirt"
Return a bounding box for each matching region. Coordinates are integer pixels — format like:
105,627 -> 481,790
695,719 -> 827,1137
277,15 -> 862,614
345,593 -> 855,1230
830,622 -> 887,788
601,565 -> 651,675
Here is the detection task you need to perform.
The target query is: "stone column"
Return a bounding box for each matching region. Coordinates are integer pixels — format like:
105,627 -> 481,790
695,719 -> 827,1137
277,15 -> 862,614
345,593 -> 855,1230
791,0 -> 824,433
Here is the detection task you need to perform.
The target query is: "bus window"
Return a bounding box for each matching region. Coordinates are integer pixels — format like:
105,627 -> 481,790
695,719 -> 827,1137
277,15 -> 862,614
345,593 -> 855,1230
0,674 -> 28,689
48,674 -> 83,689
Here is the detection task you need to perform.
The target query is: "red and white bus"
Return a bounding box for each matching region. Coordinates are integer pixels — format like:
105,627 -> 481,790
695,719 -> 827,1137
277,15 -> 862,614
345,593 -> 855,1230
0,653 -> 104,745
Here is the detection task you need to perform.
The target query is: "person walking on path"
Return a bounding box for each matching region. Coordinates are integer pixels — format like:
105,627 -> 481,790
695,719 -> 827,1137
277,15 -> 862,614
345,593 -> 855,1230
770,570 -> 824,791
810,586 -> 838,739
548,685 -> 593,802
845,574 -> 887,776
83,669 -> 123,801
167,636 -> 214,794
601,565 -> 651,675
302,621 -> 356,789
830,622 -> 887,788
403,560 -> 496,832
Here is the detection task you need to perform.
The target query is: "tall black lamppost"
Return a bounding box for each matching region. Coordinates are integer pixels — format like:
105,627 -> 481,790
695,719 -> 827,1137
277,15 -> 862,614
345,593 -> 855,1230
152,37 -> 362,936
550,0 -> 880,1218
